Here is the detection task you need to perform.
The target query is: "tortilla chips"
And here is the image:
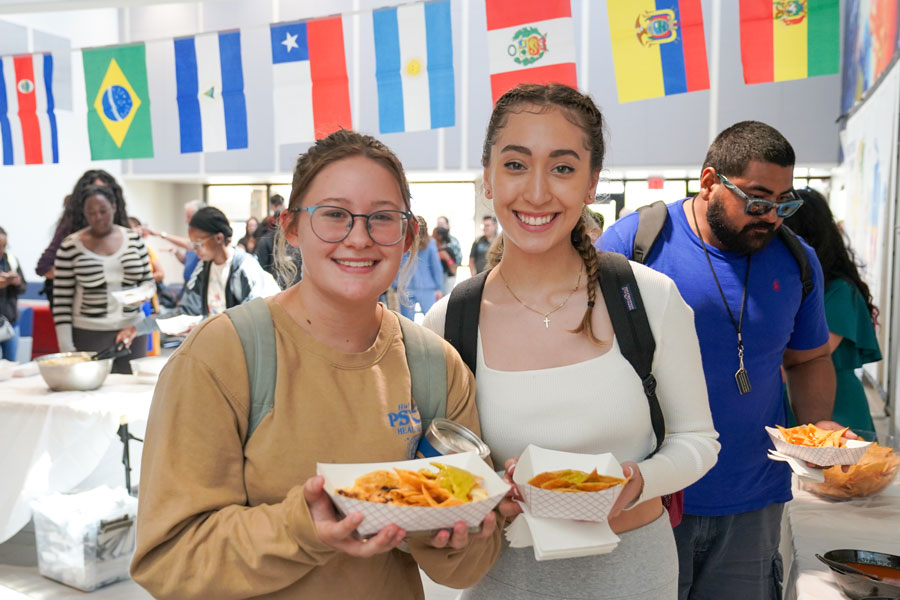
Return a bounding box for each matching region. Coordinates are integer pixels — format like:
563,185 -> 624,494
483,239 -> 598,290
777,424 -> 849,448
336,463 -> 488,507
804,443 -> 900,499
527,469 -> 626,493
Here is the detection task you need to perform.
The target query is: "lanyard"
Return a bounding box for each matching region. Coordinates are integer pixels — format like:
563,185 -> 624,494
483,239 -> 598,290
692,199 -> 753,394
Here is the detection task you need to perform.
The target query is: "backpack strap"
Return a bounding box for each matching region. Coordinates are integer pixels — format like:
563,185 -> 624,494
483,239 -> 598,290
777,224 -> 813,298
632,201 -> 668,264
444,270 -> 490,375
225,297 -> 277,443
597,252 -> 665,457
394,311 -> 448,432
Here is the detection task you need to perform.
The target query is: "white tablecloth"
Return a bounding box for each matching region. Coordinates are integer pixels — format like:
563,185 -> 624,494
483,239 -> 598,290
783,475 -> 900,600
0,373 -> 155,543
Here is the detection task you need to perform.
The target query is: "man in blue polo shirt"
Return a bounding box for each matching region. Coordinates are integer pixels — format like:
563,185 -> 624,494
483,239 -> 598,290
602,121 -> 849,600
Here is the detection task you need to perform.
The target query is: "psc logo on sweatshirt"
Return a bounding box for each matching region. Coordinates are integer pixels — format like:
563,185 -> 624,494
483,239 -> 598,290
389,402 -> 423,459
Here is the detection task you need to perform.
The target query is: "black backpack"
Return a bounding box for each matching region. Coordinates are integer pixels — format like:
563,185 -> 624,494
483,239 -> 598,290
444,255 -> 666,458
632,200 -> 813,298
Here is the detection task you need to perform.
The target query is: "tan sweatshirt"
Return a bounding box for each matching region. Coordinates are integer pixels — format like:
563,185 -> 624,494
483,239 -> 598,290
131,300 -> 501,599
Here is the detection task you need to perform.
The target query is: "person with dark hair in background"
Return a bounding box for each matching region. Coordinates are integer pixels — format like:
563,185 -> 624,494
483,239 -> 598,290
433,226 -> 458,295
436,215 -> 463,270
468,215 -> 498,275
143,199 -> 207,287
255,196 -> 286,279
117,206 -> 277,347
268,193 -> 285,217
52,184 -> 153,374
236,216 -> 259,253
36,170 -> 126,308
0,226 -> 28,361
784,188 -> 882,438
585,208 -> 605,245
602,121 -> 852,600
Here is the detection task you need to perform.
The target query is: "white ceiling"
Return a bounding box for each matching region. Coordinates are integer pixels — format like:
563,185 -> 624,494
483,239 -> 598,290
0,0 -> 201,14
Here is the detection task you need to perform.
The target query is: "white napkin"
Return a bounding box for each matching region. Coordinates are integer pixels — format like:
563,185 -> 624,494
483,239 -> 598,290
505,502 -> 619,561
12,361 -> 39,377
156,314 -> 203,335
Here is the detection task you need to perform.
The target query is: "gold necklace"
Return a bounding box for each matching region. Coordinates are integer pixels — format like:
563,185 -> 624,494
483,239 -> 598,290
497,268 -> 583,329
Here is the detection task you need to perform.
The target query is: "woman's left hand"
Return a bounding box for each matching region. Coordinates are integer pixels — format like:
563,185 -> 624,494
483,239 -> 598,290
607,462 -> 644,520
426,511 -> 497,550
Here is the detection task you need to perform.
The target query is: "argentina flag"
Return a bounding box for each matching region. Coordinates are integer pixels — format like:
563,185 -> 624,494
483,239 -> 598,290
174,30 -> 248,153
372,0 -> 454,134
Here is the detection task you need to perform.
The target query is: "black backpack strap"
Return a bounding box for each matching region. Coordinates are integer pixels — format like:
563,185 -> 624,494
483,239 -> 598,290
597,252 -> 665,457
632,201 -> 668,264
444,269 -> 490,375
777,225 -> 813,298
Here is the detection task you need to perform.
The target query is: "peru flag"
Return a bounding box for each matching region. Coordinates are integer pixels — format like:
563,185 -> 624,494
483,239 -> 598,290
485,0 -> 577,103
0,53 -> 59,165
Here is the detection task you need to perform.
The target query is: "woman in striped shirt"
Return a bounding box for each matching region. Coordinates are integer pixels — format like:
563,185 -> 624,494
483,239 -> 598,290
52,184 -> 154,374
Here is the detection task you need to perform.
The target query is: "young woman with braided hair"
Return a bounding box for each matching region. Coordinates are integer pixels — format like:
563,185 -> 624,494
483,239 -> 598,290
424,84 -> 718,599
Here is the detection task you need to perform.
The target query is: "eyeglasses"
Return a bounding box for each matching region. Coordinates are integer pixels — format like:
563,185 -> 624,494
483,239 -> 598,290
189,236 -> 211,250
717,173 -> 804,218
292,205 -> 413,246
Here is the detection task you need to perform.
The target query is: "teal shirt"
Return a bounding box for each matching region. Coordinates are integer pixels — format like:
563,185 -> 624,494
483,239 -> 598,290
785,278 -> 882,438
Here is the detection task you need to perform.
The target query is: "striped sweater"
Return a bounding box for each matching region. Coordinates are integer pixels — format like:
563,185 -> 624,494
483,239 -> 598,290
52,226 -> 153,352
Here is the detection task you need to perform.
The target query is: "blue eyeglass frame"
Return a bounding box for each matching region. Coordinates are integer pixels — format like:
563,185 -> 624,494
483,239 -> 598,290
291,205 -> 414,246
717,173 -> 804,218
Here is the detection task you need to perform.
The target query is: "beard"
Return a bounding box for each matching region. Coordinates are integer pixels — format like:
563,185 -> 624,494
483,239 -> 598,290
706,197 -> 777,254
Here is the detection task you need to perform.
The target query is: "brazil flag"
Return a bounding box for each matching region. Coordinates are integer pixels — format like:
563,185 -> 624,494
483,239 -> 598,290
83,43 -> 153,159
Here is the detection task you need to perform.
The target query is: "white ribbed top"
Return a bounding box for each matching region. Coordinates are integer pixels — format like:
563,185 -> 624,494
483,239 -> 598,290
423,262 -> 720,503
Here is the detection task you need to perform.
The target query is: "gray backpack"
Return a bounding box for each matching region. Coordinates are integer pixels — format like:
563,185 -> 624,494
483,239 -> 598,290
225,297 -> 448,444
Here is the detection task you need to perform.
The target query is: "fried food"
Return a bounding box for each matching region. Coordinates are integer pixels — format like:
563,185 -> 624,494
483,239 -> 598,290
776,424 -> 849,448
804,443 -> 900,499
527,468 -> 626,492
336,463 -> 488,507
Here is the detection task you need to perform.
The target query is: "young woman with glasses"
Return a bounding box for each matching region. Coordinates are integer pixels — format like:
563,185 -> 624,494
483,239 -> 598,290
131,130 -> 500,599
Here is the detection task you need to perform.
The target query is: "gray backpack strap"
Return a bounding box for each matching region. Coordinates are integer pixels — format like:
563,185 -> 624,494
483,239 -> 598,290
633,200 -> 668,264
225,297 -> 277,443
394,311 -> 447,431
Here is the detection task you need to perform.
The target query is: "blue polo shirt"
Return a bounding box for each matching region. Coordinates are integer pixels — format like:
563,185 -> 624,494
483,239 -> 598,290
601,199 -> 829,516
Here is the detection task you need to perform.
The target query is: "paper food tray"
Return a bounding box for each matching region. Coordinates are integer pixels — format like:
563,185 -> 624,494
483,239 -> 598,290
766,426 -> 872,466
110,285 -> 155,306
513,445 -> 625,522
506,502 -> 619,561
156,314 -> 202,335
318,451 -> 509,537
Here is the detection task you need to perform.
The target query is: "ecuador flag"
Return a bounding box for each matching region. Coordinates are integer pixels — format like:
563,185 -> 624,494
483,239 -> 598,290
740,0 -> 839,84
606,0 -> 709,103
82,43 -> 153,159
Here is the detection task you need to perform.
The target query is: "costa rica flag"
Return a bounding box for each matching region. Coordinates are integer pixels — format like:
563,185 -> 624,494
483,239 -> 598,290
0,53 -> 58,165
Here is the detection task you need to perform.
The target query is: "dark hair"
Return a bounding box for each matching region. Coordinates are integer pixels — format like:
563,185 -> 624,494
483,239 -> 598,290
79,184 -> 130,228
483,215 -> 498,224
189,206 -> 233,242
784,188 -> 878,323
483,83 -> 606,344
433,226 -> 451,245
58,170 -> 127,233
702,121 -> 795,177
0,226 -> 6,236
128,216 -> 142,227
277,129 -> 414,288
270,194 -> 285,207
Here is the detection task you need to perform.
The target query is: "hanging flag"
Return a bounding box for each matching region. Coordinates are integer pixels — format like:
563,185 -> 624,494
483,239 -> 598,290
0,53 -> 58,165
372,0 -> 454,134
174,30 -> 248,153
270,17 -> 352,143
606,0 -> 709,103
485,0 -> 577,103
740,0 -> 839,84
82,43 -> 153,160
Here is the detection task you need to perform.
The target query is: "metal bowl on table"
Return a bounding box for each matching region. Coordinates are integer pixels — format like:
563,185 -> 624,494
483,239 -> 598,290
36,352 -> 113,391
818,549 -> 900,600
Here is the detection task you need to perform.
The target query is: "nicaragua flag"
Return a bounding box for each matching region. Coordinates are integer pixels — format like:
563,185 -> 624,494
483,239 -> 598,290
174,31 -> 248,153
373,0 -> 455,134
270,18 -> 352,143
0,53 -> 58,165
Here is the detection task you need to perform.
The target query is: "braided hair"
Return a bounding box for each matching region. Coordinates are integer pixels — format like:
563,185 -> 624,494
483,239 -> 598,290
483,83 -> 606,344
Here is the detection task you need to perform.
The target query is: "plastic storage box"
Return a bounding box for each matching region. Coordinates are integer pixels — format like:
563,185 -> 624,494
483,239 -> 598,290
31,486 -> 138,591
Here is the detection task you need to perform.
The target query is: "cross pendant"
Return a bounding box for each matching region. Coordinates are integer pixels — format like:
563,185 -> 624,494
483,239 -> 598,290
543,316 -> 550,328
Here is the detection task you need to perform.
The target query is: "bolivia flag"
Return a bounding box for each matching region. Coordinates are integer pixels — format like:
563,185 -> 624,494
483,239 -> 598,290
270,17 -> 352,143
606,0 -> 709,103
740,0 -> 839,84
486,0 -> 577,103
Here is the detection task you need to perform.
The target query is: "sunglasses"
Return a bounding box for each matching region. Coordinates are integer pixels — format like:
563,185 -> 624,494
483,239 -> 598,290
717,173 -> 804,218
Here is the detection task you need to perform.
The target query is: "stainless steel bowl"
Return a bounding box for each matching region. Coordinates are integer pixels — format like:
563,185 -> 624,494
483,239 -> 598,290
36,352 -> 113,391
